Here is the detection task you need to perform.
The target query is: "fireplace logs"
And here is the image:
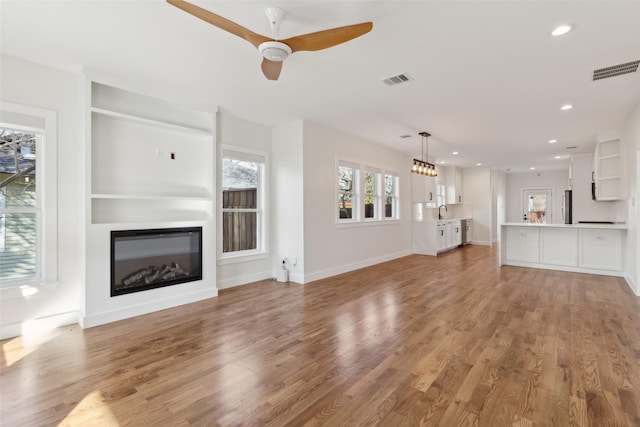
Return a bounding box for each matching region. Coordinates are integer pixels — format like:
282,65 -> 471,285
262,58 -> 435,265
120,263 -> 190,289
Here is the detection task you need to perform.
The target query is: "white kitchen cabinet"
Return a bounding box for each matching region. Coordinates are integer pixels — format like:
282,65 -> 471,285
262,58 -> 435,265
540,228 -> 577,267
505,226 -> 539,263
449,220 -> 462,248
579,228 -> 622,270
445,166 -> 463,204
436,221 -> 449,252
593,139 -> 622,201
411,173 -> 436,206
412,221 -> 438,256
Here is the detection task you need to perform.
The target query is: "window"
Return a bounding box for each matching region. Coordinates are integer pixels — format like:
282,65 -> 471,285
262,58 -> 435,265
384,173 -> 399,219
364,168 -> 381,220
436,181 -> 446,207
221,148 -> 266,257
337,160 -> 400,224
0,128 -> 39,284
338,162 -> 359,221
0,102 -> 57,290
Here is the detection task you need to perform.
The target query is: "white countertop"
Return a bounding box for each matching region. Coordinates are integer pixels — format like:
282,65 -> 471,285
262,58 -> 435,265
501,222 -> 627,230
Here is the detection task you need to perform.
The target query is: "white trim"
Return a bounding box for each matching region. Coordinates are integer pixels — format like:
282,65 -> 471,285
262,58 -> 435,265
624,274 -> 639,296
335,219 -> 400,229
0,310 -> 79,340
80,287 -> 218,329
302,249 -> 412,284
217,251 -> 270,265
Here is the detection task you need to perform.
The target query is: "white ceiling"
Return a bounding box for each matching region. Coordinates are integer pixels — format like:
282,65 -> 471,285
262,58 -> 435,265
2,1 -> 639,173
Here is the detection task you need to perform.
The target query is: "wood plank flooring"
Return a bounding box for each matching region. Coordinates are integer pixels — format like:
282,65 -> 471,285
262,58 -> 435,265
2,245 -> 640,426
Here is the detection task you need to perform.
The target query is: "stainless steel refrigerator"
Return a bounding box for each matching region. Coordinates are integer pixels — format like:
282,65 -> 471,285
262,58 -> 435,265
563,190 -> 572,224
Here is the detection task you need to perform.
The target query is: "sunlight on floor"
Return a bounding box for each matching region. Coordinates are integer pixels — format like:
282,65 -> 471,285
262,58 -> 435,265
1,319 -> 61,367
60,390 -> 120,426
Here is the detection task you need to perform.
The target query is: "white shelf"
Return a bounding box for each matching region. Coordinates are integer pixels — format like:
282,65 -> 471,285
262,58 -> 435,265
91,192 -> 212,202
91,107 -> 211,136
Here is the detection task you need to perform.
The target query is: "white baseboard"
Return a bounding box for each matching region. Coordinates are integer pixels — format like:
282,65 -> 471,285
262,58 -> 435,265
624,274 -> 639,296
1,310 -> 79,340
472,240 -> 492,246
302,250 -> 412,284
80,287 -> 218,329
217,271 -> 273,289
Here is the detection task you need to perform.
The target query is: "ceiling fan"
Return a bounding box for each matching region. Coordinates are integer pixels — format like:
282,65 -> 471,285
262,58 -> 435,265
166,0 -> 373,81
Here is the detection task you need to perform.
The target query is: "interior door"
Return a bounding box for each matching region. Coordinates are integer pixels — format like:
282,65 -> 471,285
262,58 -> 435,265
522,189 -> 552,223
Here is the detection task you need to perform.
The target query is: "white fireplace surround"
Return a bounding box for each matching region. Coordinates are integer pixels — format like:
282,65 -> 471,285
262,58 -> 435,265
81,73 -> 218,328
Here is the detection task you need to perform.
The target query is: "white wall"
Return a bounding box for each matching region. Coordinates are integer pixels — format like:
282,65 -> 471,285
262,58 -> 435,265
0,55 -> 83,338
491,170 -> 507,242
272,121 -> 305,283
505,169 -> 569,224
216,110 -> 273,289
302,121 -> 412,282
621,101 -> 640,295
462,167 -> 492,245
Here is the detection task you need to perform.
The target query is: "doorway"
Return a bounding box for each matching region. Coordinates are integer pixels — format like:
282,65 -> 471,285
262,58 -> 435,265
522,189 -> 552,223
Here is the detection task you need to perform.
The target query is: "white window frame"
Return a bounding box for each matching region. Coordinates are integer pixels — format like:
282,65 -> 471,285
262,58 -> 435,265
0,102 -> 58,290
337,160 -> 360,223
337,159 -> 400,226
218,146 -> 268,263
364,167 -> 382,221
384,172 -> 400,220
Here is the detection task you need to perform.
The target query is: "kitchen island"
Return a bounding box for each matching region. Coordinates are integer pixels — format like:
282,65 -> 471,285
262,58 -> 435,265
500,222 -> 627,276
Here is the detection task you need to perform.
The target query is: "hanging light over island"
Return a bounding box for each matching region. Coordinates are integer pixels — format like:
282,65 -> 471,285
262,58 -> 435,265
411,131 -> 437,176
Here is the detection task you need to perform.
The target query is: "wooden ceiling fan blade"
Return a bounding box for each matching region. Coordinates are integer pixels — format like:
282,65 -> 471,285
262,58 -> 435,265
261,58 -> 283,80
166,0 -> 271,48
282,22 -> 373,53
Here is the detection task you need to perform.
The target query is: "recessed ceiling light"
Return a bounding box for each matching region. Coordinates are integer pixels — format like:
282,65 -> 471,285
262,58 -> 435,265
552,24 -> 573,37
452,151 -> 459,155
555,156 -> 562,159
439,161 -> 445,164
530,167 -> 536,170
548,139 -> 557,144
561,104 -> 573,110
476,163 -> 482,166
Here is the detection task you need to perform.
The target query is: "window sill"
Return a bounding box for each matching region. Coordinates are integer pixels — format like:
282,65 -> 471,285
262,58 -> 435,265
217,251 -> 270,265
0,281 -> 59,300
336,219 -> 401,229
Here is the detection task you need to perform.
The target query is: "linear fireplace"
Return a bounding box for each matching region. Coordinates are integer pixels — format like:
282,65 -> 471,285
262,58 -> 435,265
111,227 -> 202,296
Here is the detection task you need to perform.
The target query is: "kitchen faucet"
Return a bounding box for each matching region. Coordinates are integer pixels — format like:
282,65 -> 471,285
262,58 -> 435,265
438,204 -> 447,220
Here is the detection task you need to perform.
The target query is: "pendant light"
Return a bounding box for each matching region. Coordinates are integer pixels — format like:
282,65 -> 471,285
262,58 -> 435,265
411,131 -> 437,176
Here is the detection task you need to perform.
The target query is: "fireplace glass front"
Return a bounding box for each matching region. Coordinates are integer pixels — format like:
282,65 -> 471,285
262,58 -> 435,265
111,227 -> 202,296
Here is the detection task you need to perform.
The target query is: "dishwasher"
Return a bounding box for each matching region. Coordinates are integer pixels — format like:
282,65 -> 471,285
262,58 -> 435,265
461,219 -> 473,245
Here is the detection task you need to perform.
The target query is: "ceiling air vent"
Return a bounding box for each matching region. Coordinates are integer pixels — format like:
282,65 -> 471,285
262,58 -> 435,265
593,60 -> 640,81
399,134 -> 412,139
382,73 -> 412,86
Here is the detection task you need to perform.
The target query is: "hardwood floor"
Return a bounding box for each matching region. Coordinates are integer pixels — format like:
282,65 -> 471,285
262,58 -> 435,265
2,245 -> 640,426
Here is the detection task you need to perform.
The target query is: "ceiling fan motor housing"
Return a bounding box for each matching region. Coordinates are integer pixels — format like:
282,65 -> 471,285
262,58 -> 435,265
259,41 -> 292,62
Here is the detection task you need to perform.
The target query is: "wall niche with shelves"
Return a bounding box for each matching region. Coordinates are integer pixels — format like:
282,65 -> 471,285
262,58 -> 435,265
88,81 -> 216,224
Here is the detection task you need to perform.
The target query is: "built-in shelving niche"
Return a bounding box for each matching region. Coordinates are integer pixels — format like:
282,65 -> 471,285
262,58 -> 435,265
89,82 -> 215,224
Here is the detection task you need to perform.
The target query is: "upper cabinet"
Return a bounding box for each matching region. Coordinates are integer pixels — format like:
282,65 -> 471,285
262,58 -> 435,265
445,166 -> 463,204
411,173 -> 437,206
593,139 -> 623,201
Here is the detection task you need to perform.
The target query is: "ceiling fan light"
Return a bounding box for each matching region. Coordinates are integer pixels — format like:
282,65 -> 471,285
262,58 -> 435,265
259,41 -> 292,62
